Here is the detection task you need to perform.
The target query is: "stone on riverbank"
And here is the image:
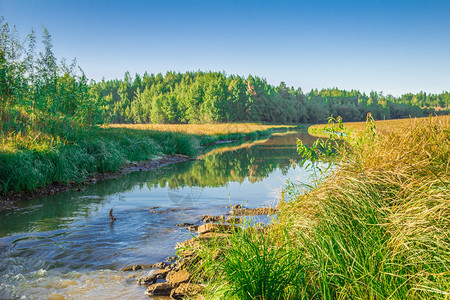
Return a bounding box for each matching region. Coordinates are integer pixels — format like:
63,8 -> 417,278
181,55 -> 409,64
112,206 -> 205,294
201,215 -> 225,223
166,255 -> 177,262
121,261 -> 168,272
187,225 -> 199,232
172,252 -> 202,271
176,232 -> 230,249
167,269 -> 191,286
138,269 -> 170,284
230,207 -> 277,216
197,223 -> 238,235
175,222 -> 195,227
144,282 -> 172,296
170,283 -> 204,299
151,261 -> 169,269
201,214 -> 242,224
226,216 -> 242,223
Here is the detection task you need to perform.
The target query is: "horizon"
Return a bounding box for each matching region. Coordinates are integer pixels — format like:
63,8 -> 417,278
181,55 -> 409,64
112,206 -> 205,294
1,0 -> 449,97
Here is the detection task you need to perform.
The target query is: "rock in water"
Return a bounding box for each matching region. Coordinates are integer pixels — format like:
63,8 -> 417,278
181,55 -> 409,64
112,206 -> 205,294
138,269 -> 170,284
109,208 -> 117,221
121,264 -> 142,271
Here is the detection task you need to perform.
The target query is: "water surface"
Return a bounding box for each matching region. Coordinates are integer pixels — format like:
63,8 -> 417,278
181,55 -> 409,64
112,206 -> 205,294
0,131 -> 317,300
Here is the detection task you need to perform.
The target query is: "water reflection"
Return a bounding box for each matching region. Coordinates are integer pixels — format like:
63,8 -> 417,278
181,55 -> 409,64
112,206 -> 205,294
0,131 -> 315,237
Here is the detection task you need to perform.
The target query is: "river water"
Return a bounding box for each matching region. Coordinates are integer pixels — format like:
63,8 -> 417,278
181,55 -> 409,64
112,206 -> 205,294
0,131 -> 317,300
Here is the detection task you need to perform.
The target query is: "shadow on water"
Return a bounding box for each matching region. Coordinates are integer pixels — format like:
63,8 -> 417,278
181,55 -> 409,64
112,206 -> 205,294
0,130 -> 318,300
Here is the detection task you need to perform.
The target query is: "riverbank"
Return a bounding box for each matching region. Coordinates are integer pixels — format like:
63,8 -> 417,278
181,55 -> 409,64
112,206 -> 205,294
0,155 -> 194,210
0,123 -> 295,209
120,205 -> 278,299
173,116 -> 449,299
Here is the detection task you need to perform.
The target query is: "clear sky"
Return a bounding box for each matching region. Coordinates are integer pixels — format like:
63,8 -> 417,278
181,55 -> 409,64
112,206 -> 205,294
1,0 -> 449,96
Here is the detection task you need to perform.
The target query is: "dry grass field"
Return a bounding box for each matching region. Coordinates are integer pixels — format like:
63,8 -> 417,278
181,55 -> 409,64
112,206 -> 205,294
104,123 -> 294,136
309,115 -> 450,136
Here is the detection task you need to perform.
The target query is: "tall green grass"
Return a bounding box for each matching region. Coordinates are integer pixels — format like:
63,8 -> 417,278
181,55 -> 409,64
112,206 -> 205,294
196,117 -> 449,299
197,226 -> 305,300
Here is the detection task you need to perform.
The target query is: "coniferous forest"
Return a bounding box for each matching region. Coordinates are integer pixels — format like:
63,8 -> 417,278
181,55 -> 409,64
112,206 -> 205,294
1,20 -> 449,135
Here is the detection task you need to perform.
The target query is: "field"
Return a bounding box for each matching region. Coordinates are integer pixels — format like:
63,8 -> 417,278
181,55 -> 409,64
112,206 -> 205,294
308,115 -> 450,136
105,123 -> 295,136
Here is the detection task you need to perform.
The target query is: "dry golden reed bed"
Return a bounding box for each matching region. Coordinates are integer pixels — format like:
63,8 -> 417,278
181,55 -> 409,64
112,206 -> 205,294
104,123 -> 293,136
309,115 -> 450,136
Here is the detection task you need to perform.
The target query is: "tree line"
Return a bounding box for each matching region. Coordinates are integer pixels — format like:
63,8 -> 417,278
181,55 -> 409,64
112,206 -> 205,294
95,72 -> 449,124
1,19 -> 449,134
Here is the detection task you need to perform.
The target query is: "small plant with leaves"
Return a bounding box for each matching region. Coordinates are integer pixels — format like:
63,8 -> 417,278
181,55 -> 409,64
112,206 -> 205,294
297,116 -> 345,173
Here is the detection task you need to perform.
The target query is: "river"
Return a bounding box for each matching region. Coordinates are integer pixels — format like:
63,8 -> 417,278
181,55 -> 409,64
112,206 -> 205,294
0,130 -> 317,300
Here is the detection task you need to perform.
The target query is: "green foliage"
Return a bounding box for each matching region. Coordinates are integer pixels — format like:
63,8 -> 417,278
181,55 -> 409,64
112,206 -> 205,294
0,123 -> 282,194
94,71 -> 449,126
297,116 -> 344,172
0,18 -> 104,135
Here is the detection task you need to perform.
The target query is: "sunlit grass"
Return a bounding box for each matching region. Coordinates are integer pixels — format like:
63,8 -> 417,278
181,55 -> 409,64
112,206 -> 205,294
280,116 -> 450,299
308,115 -> 450,137
195,116 -> 450,299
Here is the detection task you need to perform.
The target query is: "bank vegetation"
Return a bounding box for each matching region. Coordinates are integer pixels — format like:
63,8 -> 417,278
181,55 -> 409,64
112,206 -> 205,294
188,116 -> 449,299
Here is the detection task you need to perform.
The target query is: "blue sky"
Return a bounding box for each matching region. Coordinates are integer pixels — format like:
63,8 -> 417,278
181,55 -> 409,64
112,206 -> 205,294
1,0 -> 449,96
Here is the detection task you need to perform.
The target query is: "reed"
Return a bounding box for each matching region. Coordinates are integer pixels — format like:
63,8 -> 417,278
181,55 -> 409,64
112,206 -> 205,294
282,116 -> 450,299
308,114 -> 450,137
